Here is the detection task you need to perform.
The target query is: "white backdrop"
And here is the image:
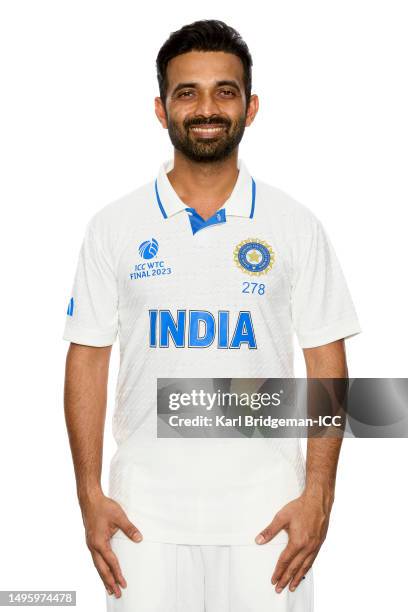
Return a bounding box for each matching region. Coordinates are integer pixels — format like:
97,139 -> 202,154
1,1 -> 407,610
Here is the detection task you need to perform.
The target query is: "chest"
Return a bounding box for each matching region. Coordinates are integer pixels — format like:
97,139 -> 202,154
116,213 -> 293,312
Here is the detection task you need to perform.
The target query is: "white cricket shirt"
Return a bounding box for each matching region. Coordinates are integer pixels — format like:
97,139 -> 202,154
63,158 -> 362,545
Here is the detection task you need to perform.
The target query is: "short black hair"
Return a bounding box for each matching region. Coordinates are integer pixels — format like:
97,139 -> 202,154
156,19 -> 253,107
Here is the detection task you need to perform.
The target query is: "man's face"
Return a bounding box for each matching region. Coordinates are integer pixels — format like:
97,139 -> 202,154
159,51 -> 252,163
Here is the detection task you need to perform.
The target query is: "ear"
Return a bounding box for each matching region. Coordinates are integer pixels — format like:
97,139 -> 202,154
245,94 -> 259,127
155,96 -> 168,129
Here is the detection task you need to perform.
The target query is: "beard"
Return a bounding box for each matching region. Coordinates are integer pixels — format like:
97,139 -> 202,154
167,112 -> 247,163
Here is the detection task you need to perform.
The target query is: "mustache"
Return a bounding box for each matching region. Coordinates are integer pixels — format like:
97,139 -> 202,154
184,116 -> 231,129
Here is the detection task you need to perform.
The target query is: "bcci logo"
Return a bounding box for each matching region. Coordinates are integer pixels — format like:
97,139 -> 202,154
234,238 -> 275,276
139,238 -> 159,260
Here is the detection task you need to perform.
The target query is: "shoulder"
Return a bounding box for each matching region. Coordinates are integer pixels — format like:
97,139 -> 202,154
87,180 -> 155,237
254,178 -> 321,236
79,180 -> 156,267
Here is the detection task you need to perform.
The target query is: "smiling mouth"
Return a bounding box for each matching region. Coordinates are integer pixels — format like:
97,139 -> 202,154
189,125 -> 227,137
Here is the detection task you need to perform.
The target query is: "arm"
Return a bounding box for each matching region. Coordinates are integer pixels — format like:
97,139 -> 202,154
64,343 -> 142,599
255,339 -> 347,593
303,338 -> 347,516
64,343 -> 111,501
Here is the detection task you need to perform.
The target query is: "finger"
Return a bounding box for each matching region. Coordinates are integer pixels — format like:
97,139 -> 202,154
274,549 -> 310,593
271,543 -> 300,585
288,552 -> 317,592
92,550 -> 122,598
115,514 -> 143,542
88,533 -> 127,588
255,512 -> 287,544
102,545 -> 127,589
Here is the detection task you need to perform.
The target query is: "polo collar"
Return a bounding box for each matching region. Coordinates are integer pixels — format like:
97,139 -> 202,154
154,158 -> 256,220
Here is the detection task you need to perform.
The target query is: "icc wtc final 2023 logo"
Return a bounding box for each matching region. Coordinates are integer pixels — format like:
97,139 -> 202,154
234,238 -> 275,276
139,238 -> 159,260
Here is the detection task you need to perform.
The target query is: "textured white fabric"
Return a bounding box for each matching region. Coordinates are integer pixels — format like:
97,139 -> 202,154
106,536 -> 314,612
63,158 -> 361,544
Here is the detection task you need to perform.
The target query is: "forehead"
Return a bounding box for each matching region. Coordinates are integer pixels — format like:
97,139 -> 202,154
166,51 -> 245,88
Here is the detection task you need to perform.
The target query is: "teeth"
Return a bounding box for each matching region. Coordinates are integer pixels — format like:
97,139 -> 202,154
191,126 -> 225,132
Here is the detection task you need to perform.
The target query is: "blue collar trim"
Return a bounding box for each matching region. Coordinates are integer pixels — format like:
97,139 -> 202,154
155,176 -> 256,221
249,177 -> 256,219
155,178 -> 168,219
185,207 -> 226,235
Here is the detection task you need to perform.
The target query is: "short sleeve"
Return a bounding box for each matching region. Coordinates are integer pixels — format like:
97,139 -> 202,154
291,212 -> 362,348
63,221 -> 118,347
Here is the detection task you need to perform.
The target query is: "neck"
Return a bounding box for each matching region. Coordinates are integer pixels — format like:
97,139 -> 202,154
166,150 -> 240,220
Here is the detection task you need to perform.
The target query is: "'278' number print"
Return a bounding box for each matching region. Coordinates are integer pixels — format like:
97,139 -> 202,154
242,282 -> 266,295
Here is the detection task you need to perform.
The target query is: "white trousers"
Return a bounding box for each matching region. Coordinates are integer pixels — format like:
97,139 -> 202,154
106,535 -> 313,612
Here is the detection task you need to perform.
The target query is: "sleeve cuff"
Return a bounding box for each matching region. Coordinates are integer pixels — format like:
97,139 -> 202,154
296,315 -> 362,349
63,324 -> 117,347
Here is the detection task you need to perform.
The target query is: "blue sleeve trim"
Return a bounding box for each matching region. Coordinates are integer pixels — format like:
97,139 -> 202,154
67,297 -> 74,316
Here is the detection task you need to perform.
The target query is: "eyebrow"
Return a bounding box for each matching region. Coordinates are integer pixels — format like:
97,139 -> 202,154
171,80 -> 241,96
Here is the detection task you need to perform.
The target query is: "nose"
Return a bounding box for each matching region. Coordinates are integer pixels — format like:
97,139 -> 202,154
193,90 -> 221,118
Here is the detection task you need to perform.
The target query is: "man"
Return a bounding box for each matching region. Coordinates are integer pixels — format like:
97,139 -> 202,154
63,19 -> 361,611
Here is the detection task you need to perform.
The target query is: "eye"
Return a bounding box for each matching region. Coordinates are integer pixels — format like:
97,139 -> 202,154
178,90 -> 194,98
220,89 -> 235,97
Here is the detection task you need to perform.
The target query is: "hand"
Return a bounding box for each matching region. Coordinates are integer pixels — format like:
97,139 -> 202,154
80,490 -> 143,598
255,490 -> 333,593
